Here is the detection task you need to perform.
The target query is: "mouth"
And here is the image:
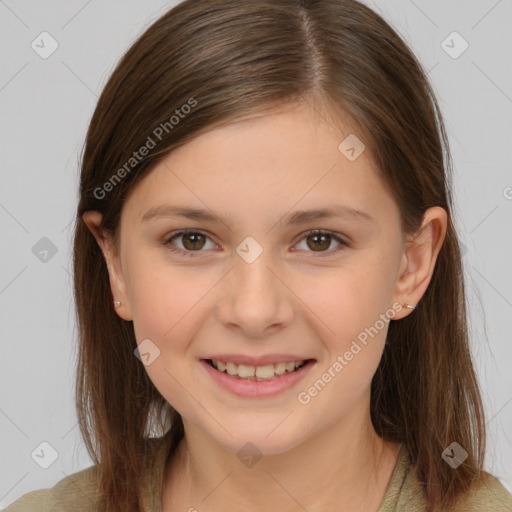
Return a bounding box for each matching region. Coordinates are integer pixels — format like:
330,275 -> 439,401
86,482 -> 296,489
202,358 -> 315,382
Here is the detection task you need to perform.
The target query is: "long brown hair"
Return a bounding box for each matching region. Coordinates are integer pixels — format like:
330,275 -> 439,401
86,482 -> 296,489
73,1 -> 486,510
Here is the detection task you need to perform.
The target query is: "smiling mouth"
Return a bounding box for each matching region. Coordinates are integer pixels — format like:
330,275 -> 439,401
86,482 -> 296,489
204,358 -> 313,381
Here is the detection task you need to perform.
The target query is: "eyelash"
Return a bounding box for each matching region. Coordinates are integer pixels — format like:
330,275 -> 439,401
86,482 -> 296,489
162,229 -> 350,258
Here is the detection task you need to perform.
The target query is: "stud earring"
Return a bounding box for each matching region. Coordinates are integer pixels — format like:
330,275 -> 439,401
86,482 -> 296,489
114,300 -> 121,307
403,303 -> 416,310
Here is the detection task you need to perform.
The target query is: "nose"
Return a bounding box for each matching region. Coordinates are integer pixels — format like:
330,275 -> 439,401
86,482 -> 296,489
216,250 -> 295,338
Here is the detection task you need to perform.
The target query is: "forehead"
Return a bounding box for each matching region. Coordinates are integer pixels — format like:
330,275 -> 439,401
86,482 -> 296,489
122,102 -> 396,227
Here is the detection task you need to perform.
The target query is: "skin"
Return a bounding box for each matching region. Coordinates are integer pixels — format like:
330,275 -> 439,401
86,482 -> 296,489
83,100 -> 447,511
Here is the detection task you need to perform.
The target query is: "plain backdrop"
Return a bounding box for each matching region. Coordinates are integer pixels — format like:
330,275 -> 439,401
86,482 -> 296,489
1,0 -> 511,508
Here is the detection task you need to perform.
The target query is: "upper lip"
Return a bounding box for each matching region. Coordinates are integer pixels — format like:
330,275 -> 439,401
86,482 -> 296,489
202,354 -> 314,366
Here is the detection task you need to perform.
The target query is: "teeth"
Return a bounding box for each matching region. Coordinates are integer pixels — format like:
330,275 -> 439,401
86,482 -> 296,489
238,364 -> 256,378
211,359 -> 306,381
275,362 -> 287,375
255,364 -> 275,379
225,362 -> 238,376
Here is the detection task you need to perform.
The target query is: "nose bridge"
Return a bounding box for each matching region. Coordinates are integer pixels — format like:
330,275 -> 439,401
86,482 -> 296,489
234,233 -> 277,293
217,243 -> 294,336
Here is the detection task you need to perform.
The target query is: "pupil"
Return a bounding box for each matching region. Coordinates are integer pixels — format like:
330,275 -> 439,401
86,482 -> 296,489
184,233 -> 204,250
308,234 -> 330,251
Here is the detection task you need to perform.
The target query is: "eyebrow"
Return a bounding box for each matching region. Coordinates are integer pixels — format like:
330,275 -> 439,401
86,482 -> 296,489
141,204 -> 375,226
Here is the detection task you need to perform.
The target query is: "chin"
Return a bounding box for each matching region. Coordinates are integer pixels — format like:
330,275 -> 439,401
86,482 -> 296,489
208,419 -> 307,457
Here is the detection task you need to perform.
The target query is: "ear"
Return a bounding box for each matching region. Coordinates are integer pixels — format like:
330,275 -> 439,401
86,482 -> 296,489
81,211 -> 133,321
392,206 -> 448,320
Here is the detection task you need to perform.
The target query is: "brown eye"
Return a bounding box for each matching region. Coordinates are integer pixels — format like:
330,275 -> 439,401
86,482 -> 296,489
294,230 -> 348,255
181,232 -> 206,250
163,229 -> 348,258
306,233 -> 332,251
164,230 -> 216,256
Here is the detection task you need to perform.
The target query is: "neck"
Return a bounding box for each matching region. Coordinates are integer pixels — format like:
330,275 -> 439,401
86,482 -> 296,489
162,405 -> 401,512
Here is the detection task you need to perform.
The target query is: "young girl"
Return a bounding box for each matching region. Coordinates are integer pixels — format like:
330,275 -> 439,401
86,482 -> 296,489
6,1 -> 512,511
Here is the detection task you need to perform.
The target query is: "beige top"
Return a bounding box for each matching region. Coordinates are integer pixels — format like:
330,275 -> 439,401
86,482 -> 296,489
4,438 -> 512,511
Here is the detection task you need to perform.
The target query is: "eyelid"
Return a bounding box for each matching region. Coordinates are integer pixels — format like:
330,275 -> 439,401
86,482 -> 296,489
163,228 -> 350,257
293,229 -> 350,254
163,229 -> 219,256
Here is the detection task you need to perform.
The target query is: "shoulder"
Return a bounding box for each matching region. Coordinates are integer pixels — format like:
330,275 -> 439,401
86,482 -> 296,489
397,468 -> 512,512
3,465 -> 99,512
3,436 -> 173,512
449,472 -> 512,512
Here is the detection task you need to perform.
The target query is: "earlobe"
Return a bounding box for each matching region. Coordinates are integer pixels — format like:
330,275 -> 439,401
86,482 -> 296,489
392,207 -> 447,319
81,211 -> 133,321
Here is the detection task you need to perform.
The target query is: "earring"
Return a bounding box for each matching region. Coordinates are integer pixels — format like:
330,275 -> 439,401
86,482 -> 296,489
114,300 -> 121,307
403,303 -> 416,310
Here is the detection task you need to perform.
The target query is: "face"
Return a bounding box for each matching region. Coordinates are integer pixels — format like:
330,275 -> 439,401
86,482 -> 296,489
89,101 -> 423,456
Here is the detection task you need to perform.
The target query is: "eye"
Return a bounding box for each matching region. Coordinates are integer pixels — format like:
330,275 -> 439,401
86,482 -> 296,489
293,229 -> 349,256
163,229 -> 349,257
163,229 -> 217,257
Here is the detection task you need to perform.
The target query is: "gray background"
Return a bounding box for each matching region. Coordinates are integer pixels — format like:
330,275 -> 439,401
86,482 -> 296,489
1,0 -> 511,507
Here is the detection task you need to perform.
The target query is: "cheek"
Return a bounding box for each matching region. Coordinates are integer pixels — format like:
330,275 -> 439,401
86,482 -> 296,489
125,251 -> 221,392
299,273 -> 391,411
123,242 -> 199,326
126,258 -> 212,414
305,253 -> 397,333
299,251 -> 397,384
128,263 -> 204,345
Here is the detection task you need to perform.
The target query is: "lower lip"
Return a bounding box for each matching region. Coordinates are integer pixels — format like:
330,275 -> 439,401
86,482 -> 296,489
199,359 -> 316,398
